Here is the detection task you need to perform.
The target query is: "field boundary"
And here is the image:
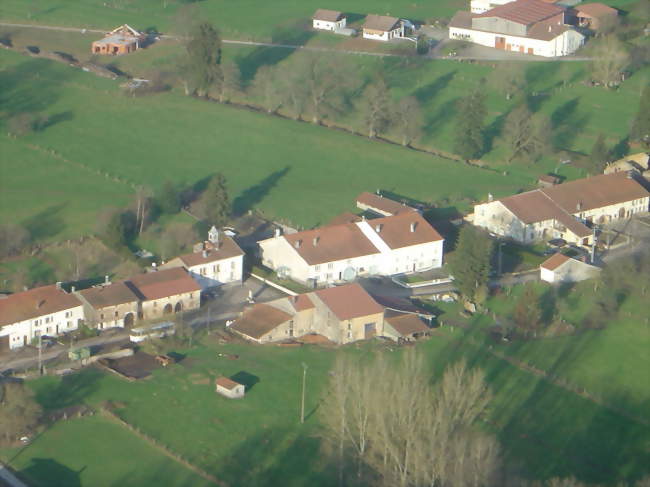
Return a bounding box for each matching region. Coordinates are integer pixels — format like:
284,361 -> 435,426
100,407 -> 227,486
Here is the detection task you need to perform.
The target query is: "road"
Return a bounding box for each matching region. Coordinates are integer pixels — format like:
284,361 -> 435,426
0,22 -> 593,62
0,462 -> 28,487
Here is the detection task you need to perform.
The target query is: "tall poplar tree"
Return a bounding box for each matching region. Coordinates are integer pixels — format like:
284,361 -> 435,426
453,91 -> 486,160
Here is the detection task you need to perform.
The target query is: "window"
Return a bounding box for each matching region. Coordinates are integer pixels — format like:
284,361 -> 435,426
328,263 -> 334,270
67,321 -> 72,327
213,265 -> 217,273
231,261 -> 235,269
100,314 -> 104,320
315,265 -> 320,271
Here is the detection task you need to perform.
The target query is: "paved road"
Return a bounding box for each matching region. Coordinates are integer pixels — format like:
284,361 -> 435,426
0,22 -> 593,61
0,462 -> 28,487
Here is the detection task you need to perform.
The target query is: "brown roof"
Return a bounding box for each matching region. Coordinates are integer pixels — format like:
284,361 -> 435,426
292,294 -> 315,312
177,237 -> 244,268
538,174 -> 560,184
384,311 -> 429,336
365,212 -> 443,249
79,281 -> 139,309
540,252 -> 571,271
477,0 -> 565,25
574,3 -> 618,17
326,212 -> 363,227
284,223 -> 380,266
313,9 -> 345,21
215,377 -> 242,390
231,304 -> 293,339
357,192 -> 416,216
0,285 -> 82,327
314,283 -> 383,321
127,268 -> 201,301
364,14 -> 401,32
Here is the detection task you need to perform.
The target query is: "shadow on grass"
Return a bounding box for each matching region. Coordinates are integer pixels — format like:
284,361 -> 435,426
414,70 -> 456,104
34,367 -> 103,411
230,371 -> 260,391
18,458 -> 83,487
23,203 -> 67,241
232,166 -> 291,216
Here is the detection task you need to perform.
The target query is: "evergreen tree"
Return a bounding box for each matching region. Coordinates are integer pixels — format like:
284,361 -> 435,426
630,85 -> 649,146
512,284 -> 542,336
186,22 -> 222,96
157,180 -> 180,215
590,133 -> 610,172
448,225 -> 494,302
200,173 -> 230,227
453,91 -> 486,160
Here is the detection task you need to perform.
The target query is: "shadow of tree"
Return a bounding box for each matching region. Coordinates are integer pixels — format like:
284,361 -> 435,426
232,166 -> 291,216
483,110 -> 509,153
414,70 -> 456,104
22,203 -> 67,241
18,458 -> 84,487
34,111 -> 74,132
551,97 -> 589,149
34,367 -> 103,411
423,98 -> 457,137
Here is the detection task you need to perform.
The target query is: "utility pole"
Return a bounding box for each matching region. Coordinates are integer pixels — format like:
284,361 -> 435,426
300,362 -> 308,424
37,332 -> 42,376
591,224 -> 597,264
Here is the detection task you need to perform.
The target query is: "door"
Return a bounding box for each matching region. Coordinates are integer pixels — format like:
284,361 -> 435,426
495,37 -> 506,49
0,335 -> 9,353
364,322 -> 376,339
527,47 -> 533,54
519,46 -> 524,53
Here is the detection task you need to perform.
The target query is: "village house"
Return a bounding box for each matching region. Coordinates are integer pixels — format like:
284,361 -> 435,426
215,377 -> 246,399
0,284 -> 84,351
126,267 -> 201,320
356,192 -> 418,217
161,226 -> 244,289
540,253 -> 601,283
312,9 -> 347,31
75,279 -> 140,330
91,24 -> 145,55
362,15 -> 405,41
258,212 -> 444,287
449,0 -> 585,57
604,152 -> 650,177
382,310 -> 431,342
231,283 -> 389,344
473,172 -> 650,246
537,174 -> 561,188
573,3 -> 618,31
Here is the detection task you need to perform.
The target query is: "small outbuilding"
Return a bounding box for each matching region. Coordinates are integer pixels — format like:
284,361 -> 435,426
382,311 -> 430,342
313,9 -> 347,31
540,253 -> 601,283
92,24 -> 144,55
362,15 -> 404,41
574,3 -> 618,31
215,377 -> 245,399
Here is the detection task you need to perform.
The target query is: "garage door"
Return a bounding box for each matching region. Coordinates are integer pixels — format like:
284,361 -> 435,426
0,335 -> 9,353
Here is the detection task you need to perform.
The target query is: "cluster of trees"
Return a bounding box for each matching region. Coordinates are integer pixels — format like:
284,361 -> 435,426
448,225 -> 494,304
320,352 -> 500,487
0,223 -> 31,259
0,380 -> 42,445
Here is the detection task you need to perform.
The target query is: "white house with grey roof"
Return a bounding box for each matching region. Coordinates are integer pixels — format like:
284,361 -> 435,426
258,212 -> 444,287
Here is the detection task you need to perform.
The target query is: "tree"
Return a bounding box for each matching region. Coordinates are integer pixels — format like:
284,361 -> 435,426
134,186 -> 154,235
512,284 -> 542,336
453,90 -> 486,160
590,133 -> 610,172
157,180 -> 180,215
253,65 -> 283,114
159,222 -> 198,260
214,60 -> 241,103
7,113 -> 34,137
0,223 -> 30,258
185,22 -> 222,96
630,84 -> 649,146
502,105 -> 551,163
393,96 -> 423,147
358,79 -> 392,138
589,35 -> 629,88
198,173 -> 230,227
278,67 -> 308,121
488,63 -> 526,100
448,225 -> 494,303
97,208 -> 128,250
0,381 -> 42,444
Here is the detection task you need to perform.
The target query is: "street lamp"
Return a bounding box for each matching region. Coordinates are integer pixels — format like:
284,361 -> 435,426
300,362 -> 308,424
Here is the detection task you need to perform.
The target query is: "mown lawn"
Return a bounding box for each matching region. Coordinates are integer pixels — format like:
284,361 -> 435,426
3,415 -> 214,487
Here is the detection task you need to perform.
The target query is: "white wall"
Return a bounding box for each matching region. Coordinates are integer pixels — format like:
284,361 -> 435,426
313,19 -> 346,31
540,267 -> 556,283
0,305 -> 84,350
188,255 -> 244,289
363,25 -> 404,41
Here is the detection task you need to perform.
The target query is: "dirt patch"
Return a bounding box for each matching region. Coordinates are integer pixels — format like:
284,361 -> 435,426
103,351 -> 161,379
297,333 -> 336,346
189,373 -> 211,385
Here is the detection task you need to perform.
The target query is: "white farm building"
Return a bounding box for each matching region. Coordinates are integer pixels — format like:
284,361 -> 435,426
312,9 -> 347,31
449,0 -> 585,57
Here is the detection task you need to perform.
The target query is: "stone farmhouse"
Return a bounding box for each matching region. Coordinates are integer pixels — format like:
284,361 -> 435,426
161,227 -> 244,289
540,253 -> 601,283
473,172 -> 650,245
127,267 -> 201,320
231,282 -> 427,344
0,284 -> 84,351
75,279 -> 139,330
573,3 -> 618,31
91,24 -> 145,55
449,0 -> 585,57
259,212 -> 444,287
356,192 -> 417,217
312,9 -> 347,31
362,15 -> 405,41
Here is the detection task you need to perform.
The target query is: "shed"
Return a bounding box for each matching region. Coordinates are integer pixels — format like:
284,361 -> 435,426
92,24 -> 144,55
537,174 -> 561,188
312,9 -> 347,31
574,3 -> 618,30
215,376 -> 245,399
362,15 -> 404,41
540,253 -> 601,283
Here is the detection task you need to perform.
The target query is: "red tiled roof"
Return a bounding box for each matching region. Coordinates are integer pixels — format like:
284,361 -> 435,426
326,212 -> 363,227
540,252 -> 571,271
127,268 -> 201,301
476,0 -> 565,25
450,9 -> 574,40
292,294 -> 315,312
177,237 -> 244,267
365,212 -> 443,249
574,3 -> 618,17
230,304 -> 293,339
79,281 -> 139,309
215,377 -> 242,390
0,285 -> 82,327
313,9 -> 345,21
384,310 -> 429,336
314,283 -> 383,321
356,192 -> 416,216
284,223 -> 380,266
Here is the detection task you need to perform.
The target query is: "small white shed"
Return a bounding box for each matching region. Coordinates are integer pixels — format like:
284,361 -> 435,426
215,377 -> 245,399
540,254 -> 601,283
312,9 -> 347,31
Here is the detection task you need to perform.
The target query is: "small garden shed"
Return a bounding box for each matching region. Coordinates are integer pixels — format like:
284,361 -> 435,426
215,377 -> 245,399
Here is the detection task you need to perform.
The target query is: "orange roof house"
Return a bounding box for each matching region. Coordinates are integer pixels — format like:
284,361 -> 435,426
92,24 -> 144,55
574,3 -> 618,30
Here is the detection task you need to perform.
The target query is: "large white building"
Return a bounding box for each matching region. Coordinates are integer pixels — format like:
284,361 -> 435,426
0,284 -> 84,351
161,227 -> 244,289
473,172 -> 650,245
449,0 -> 585,57
259,212 -> 444,287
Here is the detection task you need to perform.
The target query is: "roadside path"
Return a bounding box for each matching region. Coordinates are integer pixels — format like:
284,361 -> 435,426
0,462 -> 29,487
0,22 -> 593,61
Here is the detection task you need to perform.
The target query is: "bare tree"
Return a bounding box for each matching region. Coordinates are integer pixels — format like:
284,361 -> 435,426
502,105 -> 551,163
0,223 -> 30,258
214,60 -> 241,103
279,67 -> 309,121
253,65 -> 283,114
488,63 -> 526,100
590,35 -> 630,88
393,96 -> 423,146
358,79 -> 392,139
0,381 -> 42,445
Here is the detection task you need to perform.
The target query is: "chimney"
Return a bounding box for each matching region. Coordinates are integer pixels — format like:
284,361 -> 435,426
294,239 -> 302,249
152,262 -> 157,270
313,236 -> 320,246
275,227 -> 282,238
488,193 -> 494,202
375,223 -> 383,233
576,201 -> 583,211
71,286 -> 76,293
104,275 -> 109,285
548,25 -> 552,32
55,281 -> 62,290
202,249 -> 208,258
36,299 -> 45,309
410,222 -> 417,233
